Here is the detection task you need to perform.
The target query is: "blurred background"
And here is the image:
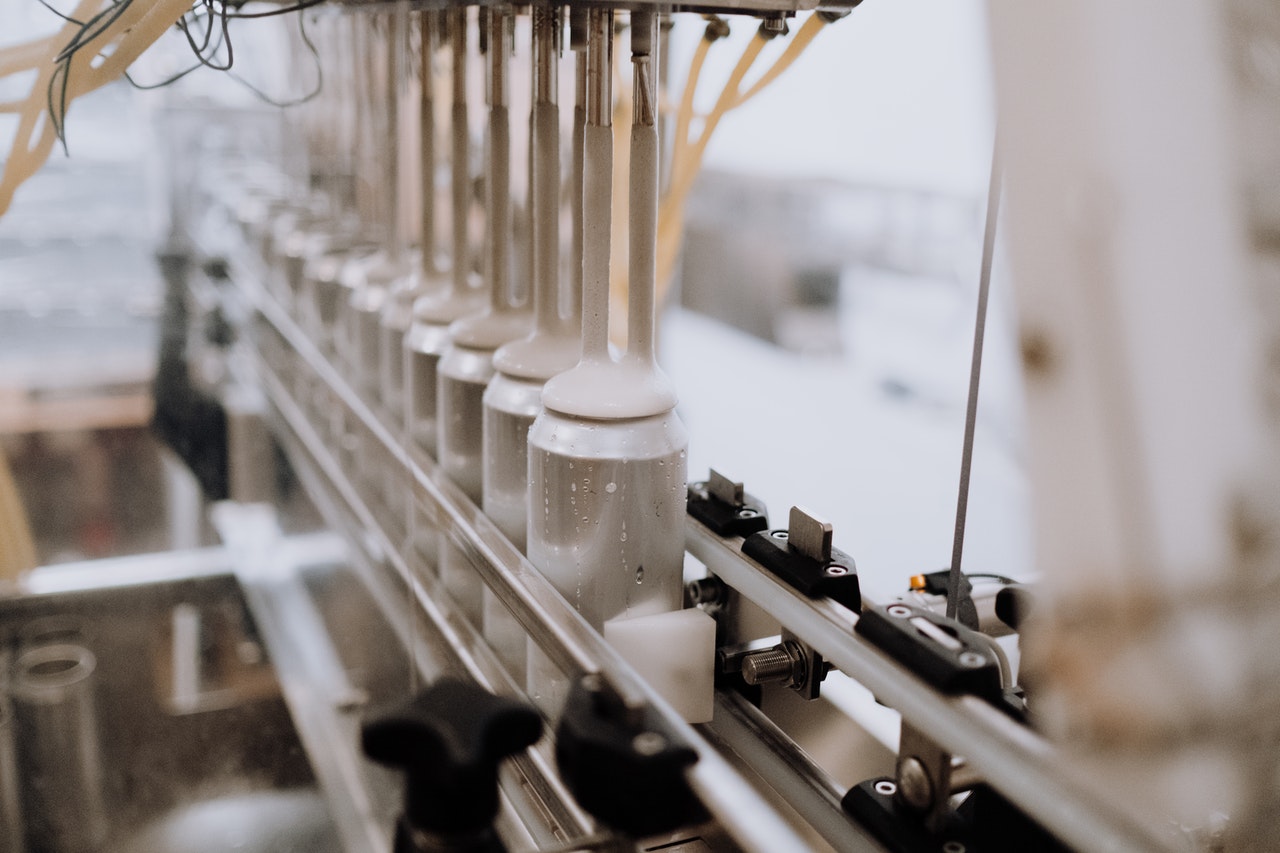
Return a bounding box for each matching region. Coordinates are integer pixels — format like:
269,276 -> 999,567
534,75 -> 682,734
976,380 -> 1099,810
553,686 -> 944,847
0,0 -> 1019,605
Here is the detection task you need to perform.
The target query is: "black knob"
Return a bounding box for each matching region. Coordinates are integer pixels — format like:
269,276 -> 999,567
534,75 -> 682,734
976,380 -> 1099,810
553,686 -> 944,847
362,678 -> 543,843
555,675 -> 706,838
995,584 -> 1035,632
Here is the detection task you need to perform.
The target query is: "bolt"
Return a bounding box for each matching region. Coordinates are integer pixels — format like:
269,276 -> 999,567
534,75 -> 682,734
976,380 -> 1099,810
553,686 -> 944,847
826,564 -> 848,576
741,643 -> 805,688
873,780 -> 897,796
958,651 -> 986,668
686,577 -> 726,607
770,530 -> 789,540
942,843 -> 967,853
887,604 -> 912,618
896,756 -> 934,812
632,731 -> 667,756
760,15 -> 789,38
736,508 -> 758,519
742,648 -> 795,686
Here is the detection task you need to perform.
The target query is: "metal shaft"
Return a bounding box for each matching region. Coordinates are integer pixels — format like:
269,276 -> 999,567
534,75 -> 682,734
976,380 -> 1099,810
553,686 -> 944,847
450,7 -> 470,296
946,145 -> 1002,623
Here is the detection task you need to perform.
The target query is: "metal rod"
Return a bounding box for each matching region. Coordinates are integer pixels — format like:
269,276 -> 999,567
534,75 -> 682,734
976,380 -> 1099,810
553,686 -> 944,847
450,7 -> 470,296
946,145 -> 1002,622
487,7 -> 513,312
531,5 -> 561,334
585,9 -> 612,128
580,10 -> 613,361
627,10 -> 658,365
419,10 -> 438,276
704,691 -> 881,853
386,5 -> 407,259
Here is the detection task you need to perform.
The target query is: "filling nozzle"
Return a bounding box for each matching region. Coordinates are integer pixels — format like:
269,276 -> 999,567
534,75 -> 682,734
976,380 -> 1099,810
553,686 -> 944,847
531,5 -> 573,339
384,3 -> 408,262
585,8 -> 613,130
449,7 -> 472,298
580,8 -> 614,363
419,10 -> 440,279
627,9 -> 658,367
486,7 -> 517,316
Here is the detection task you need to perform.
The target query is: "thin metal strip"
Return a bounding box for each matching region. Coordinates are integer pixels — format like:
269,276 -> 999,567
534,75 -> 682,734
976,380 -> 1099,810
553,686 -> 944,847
702,691 -> 881,853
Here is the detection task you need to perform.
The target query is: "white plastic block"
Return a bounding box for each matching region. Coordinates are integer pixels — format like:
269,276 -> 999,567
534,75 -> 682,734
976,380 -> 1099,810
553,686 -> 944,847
605,608 -> 716,724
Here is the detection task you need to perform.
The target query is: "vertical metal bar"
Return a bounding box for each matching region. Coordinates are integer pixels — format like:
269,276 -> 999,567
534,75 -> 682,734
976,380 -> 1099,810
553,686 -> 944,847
946,147 -> 1002,622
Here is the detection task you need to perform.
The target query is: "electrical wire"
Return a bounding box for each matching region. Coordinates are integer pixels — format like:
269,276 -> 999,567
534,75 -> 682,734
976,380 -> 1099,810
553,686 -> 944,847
222,0 -> 327,21
228,9 -> 322,107
1,0 -> 327,217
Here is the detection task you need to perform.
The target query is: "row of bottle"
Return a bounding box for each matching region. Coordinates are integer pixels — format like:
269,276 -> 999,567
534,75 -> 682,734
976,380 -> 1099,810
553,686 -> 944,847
231,5 -> 689,674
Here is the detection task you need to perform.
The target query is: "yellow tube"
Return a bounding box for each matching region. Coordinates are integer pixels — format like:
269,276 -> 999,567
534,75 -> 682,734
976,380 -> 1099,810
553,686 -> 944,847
0,0 -> 191,218
733,14 -> 826,108
0,449 -> 37,581
655,15 -> 829,295
0,36 -> 59,78
672,34 -> 711,176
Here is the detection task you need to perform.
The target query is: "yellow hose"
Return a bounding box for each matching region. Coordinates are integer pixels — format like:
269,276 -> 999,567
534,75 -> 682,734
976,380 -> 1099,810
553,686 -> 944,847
0,450 -> 38,581
733,13 -> 826,108
671,33 -> 711,178
0,0 -> 194,218
656,15 -> 828,298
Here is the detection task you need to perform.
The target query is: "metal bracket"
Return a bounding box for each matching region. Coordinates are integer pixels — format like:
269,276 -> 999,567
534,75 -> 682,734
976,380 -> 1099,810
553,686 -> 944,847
740,506 -> 860,611
896,722 -> 953,833
716,630 -> 828,700
688,469 -> 769,539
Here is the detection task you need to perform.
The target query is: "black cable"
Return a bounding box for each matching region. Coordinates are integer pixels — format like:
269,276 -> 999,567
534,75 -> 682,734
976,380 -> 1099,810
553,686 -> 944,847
34,0 -> 82,24
175,1 -> 219,66
227,10 -> 321,107
47,0 -> 136,149
222,0 -> 325,20
125,3 -> 231,89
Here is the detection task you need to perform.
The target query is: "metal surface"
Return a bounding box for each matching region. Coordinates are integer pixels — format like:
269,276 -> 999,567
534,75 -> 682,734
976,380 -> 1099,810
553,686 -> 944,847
685,517 -> 1172,853
788,506 -> 833,563
0,665 -> 25,853
703,691 -> 880,853
707,469 -> 745,507
10,643 -> 109,852
895,723 -> 951,832
740,642 -> 804,687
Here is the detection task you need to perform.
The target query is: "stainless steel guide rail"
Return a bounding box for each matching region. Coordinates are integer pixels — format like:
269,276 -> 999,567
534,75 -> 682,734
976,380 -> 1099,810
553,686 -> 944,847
685,522 -> 1171,853
232,253 -> 1171,851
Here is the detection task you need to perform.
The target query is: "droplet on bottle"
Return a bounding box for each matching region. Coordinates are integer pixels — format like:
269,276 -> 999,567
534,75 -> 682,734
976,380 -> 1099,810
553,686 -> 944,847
635,565 -> 644,584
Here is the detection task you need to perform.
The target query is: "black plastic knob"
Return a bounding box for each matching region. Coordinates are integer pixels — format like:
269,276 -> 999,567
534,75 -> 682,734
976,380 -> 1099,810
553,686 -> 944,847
995,584 -> 1034,632
555,675 -> 706,837
362,678 -> 543,839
